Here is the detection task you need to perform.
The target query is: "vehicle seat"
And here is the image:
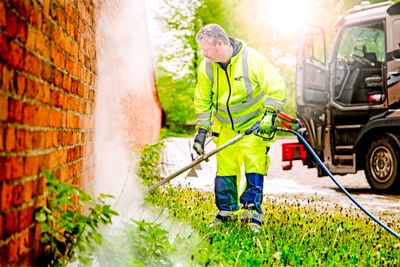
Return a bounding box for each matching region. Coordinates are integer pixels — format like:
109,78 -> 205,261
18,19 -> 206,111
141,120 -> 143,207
362,46 -> 379,66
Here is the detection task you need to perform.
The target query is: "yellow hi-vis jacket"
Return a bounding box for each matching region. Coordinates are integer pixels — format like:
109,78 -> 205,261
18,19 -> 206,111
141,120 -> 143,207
195,39 -> 286,132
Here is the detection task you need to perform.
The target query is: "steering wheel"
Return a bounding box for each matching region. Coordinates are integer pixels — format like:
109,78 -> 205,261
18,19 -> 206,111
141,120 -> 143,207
351,54 -> 372,66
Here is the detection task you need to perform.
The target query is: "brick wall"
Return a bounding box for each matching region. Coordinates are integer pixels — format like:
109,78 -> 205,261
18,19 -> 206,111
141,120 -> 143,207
0,0 -> 96,266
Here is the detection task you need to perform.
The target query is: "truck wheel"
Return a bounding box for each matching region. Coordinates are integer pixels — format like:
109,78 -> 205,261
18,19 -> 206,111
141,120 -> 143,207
365,134 -> 400,191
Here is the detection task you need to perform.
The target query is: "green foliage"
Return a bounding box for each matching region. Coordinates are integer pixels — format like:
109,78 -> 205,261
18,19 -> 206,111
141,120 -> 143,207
91,215 -> 214,267
156,74 -> 196,130
137,141 -> 165,187
127,219 -> 175,266
160,127 -> 195,138
34,170 -> 118,266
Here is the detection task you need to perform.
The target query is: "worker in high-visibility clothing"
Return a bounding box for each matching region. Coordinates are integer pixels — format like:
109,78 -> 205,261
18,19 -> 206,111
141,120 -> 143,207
193,24 -> 286,232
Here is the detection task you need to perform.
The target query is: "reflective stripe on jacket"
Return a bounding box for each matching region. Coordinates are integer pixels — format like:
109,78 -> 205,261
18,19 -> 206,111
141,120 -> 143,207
194,39 -> 286,132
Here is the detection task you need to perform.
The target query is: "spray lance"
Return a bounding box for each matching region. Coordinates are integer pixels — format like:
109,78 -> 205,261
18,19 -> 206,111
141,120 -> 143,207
145,121 -> 261,194
145,118 -> 399,239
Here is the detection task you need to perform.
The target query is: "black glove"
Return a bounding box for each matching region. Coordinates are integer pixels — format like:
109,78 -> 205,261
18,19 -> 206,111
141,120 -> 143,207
193,128 -> 208,156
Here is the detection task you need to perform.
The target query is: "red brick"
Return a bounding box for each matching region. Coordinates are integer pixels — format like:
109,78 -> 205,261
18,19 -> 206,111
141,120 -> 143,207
28,6 -> 41,29
1,182 -> 13,210
41,62 -> 54,83
48,151 -> 59,169
0,158 -> 5,181
35,32 -> 50,58
18,229 -> 29,257
0,214 -> 3,240
2,64 -> 14,93
11,157 -> 24,179
63,74 -> 71,92
0,2 -> 5,28
25,79 -> 38,99
16,73 -> 27,95
41,16 -> 53,37
23,181 -> 33,202
41,85 -> 51,103
7,237 -> 18,263
3,157 -> 13,179
16,19 -> 27,43
31,131 -> 43,149
6,9 -> 18,38
0,94 -> 8,121
50,90 -> 63,107
5,211 -> 19,238
45,131 -> 52,148
0,244 -> 7,266
8,99 -> 23,123
24,156 -> 39,177
23,52 -> 42,77
0,128 -> 4,152
24,130 -> 33,150
19,206 -> 34,231
54,70 -> 64,88
25,26 -> 36,51
5,127 -> 16,152
15,129 -> 25,151
0,33 -> 8,61
54,48 -> 66,69
32,222 -> 41,245
12,183 -> 24,206
8,41 -> 25,70
22,103 -> 38,125
35,177 -> 45,196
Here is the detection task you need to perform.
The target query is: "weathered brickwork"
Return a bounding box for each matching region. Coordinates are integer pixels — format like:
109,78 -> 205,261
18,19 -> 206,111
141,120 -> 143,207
0,0 -> 97,265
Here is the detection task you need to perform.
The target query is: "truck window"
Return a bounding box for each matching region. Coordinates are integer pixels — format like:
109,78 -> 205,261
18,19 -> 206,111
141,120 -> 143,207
302,24 -> 326,67
334,22 -> 385,105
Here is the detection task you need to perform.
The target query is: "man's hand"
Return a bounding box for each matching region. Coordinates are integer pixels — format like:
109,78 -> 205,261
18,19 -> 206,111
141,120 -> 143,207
258,110 -> 276,136
193,128 -> 208,156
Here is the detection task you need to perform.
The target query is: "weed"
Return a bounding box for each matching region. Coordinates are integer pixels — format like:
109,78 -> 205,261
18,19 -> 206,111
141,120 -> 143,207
137,142 -> 165,186
34,170 -> 118,266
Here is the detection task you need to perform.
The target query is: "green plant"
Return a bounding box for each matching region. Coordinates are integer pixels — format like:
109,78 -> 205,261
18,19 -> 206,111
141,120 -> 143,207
35,170 -> 118,266
137,141 -> 165,187
127,219 -> 175,266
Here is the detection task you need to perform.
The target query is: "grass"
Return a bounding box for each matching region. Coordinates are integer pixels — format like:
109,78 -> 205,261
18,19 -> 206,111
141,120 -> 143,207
139,142 -> 400,266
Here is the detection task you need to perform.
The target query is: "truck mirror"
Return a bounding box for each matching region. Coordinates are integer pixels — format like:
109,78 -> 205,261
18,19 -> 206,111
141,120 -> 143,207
301,24 -> 327,67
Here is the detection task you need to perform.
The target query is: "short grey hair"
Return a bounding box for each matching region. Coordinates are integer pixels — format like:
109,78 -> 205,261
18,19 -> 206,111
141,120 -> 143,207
196,24 -> 229,45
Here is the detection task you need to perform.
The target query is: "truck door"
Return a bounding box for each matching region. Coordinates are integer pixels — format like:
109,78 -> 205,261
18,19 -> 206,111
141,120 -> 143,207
296,24 -> 329,153
330,21 -> 387,161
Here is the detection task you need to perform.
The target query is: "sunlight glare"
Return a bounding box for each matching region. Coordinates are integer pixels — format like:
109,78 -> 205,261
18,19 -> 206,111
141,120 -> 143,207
258,0 -> 315,37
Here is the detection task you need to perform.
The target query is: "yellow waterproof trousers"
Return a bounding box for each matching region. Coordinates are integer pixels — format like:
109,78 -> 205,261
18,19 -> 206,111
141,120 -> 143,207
212,125 -> 271,176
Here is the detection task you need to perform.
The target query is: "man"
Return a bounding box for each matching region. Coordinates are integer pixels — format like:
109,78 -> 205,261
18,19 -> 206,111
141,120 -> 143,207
193,24 -> 286,232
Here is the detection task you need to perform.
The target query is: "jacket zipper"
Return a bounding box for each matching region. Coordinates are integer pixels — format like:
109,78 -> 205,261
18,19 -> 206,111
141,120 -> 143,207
223,68 -> 235,130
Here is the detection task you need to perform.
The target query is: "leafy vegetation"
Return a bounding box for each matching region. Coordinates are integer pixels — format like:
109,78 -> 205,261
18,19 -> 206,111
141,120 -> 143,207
137,142 -> 165,187
34,171 -> 118,266
138,141 -> 400,266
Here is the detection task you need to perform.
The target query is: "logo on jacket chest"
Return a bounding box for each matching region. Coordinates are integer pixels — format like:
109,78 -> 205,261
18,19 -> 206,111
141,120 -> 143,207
234,76 -> 243,81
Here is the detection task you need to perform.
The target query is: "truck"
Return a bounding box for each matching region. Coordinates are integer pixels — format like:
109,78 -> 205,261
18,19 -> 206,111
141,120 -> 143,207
282,1 -> 400,191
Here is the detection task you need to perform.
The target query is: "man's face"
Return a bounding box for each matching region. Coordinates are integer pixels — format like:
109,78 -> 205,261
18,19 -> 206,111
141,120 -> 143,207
199,39 -> 223,63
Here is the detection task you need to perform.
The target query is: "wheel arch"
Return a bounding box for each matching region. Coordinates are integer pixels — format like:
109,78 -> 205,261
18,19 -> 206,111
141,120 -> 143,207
354,118 -> 400,170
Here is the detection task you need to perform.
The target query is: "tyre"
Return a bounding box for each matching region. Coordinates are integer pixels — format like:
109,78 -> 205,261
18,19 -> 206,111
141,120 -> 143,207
364,134 -> 400,191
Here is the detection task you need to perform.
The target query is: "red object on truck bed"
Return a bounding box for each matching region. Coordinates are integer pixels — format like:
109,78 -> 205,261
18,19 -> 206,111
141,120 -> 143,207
281,142 -> 307,170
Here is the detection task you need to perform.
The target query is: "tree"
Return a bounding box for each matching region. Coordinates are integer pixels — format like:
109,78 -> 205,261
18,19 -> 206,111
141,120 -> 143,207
155,0 -> 203,130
